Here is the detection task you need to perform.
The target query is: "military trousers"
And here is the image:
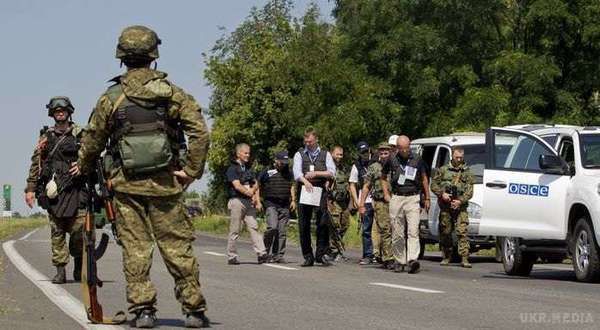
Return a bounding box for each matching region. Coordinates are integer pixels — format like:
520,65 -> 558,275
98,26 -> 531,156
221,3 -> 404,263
227,198 -> 267,259
439,209 -> 470,258
327,199 -> 351,256
373,200 -> 393,262
389,194 -> 421,265
114,192 -> 207,314
263,201 -> 290,258
49,210 -> 85,267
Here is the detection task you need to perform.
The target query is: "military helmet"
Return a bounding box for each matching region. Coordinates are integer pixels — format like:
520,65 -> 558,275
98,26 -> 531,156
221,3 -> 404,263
46,96 -> 74,117
116,25 -> 161,60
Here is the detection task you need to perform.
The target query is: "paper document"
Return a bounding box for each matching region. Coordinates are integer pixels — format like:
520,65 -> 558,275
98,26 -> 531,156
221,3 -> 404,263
299,186 -> 322,206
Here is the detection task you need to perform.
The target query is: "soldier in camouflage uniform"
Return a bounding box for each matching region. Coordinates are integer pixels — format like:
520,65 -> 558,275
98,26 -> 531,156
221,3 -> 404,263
25,97 -> 85,284
431,146 -> 474,268
327,146 -> 351,261
359,142 -> 394,270
70,26 -> 210,328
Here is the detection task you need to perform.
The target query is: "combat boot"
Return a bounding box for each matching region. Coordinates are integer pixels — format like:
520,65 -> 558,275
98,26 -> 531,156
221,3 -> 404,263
73,257 -> 82,282
51,266 -> 66,284
135,309 -> 157,328
461,257 -> 472,268
185,311 -> 210,328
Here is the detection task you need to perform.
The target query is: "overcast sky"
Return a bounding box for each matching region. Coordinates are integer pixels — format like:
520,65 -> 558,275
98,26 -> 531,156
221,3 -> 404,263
0,0 -> 334,215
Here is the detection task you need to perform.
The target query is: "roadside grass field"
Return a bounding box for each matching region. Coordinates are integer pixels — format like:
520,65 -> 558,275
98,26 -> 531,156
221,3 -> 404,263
193,213 -> 364,248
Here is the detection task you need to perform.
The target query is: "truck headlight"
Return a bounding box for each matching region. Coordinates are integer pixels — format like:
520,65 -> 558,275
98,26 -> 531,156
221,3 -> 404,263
467,202 -> 482,219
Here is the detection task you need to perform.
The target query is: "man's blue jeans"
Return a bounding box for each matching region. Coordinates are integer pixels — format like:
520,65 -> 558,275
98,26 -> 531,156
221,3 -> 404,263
361,203 -> 374,258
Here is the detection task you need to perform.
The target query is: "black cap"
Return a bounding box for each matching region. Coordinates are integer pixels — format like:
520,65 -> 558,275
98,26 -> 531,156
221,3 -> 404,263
275,150 -> 289,164
356,141 -> 370,153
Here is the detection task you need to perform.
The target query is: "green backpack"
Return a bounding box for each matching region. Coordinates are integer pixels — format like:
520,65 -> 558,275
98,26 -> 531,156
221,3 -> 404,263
108,89 -> 177,175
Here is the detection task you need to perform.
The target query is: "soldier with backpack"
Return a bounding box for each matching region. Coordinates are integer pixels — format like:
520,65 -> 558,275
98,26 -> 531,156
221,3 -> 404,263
70,25 -> 210,328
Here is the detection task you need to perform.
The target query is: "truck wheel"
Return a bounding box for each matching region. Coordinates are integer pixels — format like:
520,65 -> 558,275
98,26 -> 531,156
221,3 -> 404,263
502,237 -> 534,276
418,241 -> 425,260
571,218 -> 600,283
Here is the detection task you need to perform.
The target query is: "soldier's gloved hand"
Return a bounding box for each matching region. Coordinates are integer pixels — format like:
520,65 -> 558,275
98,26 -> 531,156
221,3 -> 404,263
25,192 -> 35,208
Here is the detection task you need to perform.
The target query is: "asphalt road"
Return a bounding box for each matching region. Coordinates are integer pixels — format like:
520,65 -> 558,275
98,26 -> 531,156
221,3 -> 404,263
2,226 -> 600,329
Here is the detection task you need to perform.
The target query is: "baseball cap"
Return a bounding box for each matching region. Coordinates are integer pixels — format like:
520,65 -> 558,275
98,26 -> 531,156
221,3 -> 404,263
388,134 -> 399,146
275,150 -> 289,164
356,141 -> 370,153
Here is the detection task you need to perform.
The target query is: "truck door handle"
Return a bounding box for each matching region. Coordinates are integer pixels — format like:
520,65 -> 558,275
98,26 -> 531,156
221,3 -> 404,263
486,181 -> 507,189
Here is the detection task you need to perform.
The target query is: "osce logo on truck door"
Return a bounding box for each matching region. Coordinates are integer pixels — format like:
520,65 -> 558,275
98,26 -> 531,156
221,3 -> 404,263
508,183 -> 549,197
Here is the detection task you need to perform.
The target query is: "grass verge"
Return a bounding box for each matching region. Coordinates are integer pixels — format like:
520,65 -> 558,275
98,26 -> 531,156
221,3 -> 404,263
193,214 -> 365,248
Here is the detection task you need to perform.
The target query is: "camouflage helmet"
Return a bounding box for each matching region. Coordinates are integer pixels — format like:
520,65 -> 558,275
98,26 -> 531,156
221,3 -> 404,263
46,96 -> 74,117
116,25 -> 161,60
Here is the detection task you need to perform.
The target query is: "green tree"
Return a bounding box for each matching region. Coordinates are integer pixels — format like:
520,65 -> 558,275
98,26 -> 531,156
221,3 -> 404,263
204,0 -> 387,211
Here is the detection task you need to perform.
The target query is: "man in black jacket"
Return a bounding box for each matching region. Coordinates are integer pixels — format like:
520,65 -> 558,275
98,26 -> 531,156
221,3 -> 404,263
258,151 -> 296,263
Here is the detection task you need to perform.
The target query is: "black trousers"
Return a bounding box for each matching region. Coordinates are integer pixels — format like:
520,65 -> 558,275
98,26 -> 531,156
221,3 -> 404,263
297,192 -> 330,261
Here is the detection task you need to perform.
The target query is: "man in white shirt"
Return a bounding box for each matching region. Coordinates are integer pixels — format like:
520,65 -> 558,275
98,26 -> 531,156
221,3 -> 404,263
292,127 -> 336,267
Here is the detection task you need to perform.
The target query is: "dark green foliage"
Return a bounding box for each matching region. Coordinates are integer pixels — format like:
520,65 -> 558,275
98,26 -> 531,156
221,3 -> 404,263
203,0 -> 600,210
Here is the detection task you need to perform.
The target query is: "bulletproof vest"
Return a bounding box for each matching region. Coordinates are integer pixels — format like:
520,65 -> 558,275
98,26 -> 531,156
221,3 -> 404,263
262,167 -> 292,204
369,162 -> 386,201
107,84 -> 179,175
330,165 -> 350,203
390,154 -> 422,195
37,126 -> 85,217
354,157 -> 375,188
299,148 -> 328,187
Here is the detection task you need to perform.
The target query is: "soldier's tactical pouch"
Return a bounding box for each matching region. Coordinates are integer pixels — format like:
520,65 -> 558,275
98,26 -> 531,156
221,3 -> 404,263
110,94 -> 177,175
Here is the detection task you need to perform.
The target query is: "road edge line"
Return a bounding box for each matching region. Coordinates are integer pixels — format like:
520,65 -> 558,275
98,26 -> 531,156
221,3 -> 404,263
2,236 -> 123,329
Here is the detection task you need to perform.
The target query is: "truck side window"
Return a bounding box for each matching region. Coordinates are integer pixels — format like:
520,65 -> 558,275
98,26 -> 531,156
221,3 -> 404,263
421,145 -> 436,178
436,147 -> 450,168
559,139 -> 574,166
495,132 -> 554,172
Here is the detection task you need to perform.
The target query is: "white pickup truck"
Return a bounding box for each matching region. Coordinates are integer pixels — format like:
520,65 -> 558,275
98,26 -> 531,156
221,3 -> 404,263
481,125 -> 600,282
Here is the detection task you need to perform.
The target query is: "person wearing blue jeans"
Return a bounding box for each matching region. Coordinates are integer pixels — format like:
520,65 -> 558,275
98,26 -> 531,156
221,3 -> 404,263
349,141 -> 377,265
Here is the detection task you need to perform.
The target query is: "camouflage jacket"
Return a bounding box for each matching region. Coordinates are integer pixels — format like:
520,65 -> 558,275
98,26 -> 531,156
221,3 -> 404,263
365,161 -> 387,202
77,68 -> 210,196
25,123 -> 84,193
329,163 -> 350,203
430,162 -> 474,209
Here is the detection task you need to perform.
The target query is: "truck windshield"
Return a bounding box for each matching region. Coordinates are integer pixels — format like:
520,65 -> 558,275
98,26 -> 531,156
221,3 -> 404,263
462,145 -> 485,183
580,134 -> 600,169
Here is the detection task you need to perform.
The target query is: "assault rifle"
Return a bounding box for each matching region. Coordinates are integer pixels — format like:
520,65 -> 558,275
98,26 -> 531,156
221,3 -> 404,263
81,173 -> 126,324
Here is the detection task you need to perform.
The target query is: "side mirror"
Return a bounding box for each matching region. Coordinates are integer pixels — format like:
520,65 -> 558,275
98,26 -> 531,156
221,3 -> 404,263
539,154 -> 567,175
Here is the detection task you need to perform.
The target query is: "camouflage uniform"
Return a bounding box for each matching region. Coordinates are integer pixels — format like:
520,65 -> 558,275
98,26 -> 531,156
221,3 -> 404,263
328,165 -> 351,257
430,162 -> 474,258
77,67 -> 210,314
25,124 -> 85,267
365,162 -> 393,263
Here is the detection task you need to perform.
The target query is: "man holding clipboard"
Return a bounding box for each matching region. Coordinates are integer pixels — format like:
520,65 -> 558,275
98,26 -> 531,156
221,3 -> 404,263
292,127 -> 336,267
